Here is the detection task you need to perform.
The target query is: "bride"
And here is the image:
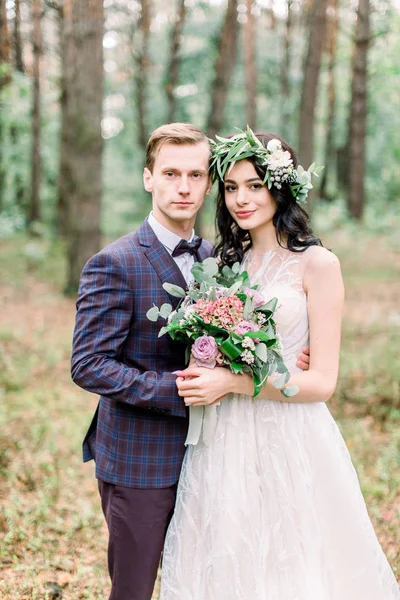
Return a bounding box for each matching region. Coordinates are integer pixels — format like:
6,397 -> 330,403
159,129 -> 400,599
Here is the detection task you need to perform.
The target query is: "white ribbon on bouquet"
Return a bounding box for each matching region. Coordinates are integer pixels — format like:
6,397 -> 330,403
184,404 -> 220,446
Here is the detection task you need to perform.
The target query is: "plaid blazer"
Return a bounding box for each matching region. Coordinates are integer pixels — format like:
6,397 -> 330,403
71,219 -> 214,488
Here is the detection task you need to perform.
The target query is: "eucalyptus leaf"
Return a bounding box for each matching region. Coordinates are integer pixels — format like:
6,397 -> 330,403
159,303 -> 172,319
228,280 -> 243,295
200,281 -> 209,295
243,295 -> 253,320
275,361 -> 289,374
255,342 -> 267,362
163,283 -> 186,298
146,306 -> 160,321
188,289 -> 200,301
265,323 -> 276,337
170,309 -> 185,323
272,371 -> 290,388
202,256 -> 219,276
222,265 -> 233,278
232,262 -> 240,274
281,385 -> 299,397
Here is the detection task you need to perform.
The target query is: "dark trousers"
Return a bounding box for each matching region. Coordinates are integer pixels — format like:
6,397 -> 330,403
98,479 -> 177,600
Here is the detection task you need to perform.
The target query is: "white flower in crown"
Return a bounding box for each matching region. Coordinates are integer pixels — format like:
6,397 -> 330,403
209,127 -> 324,205
266,138 -> 282,153
266,149 -> 293,171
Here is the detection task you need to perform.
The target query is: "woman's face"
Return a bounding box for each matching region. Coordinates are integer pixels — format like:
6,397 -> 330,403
223,160 -> 277,234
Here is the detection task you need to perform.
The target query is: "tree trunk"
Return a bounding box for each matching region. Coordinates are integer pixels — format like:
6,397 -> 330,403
13,0 -> 24,73
43,1 -> 64,234
165,0 -> 186,123
28,0 -> 42,226
280,0 -> 293,138
206,0 -> 240,138
134,0 -> 150,149
10,124 -> 26,210
0,0 -> 11,83
320,0 -> 338,200
0,0 -> 11,212
347,0 -> 370,220
62,0 -> 104,294
244,0 -> 256,129
298,0 -> 328,170
56,4 -> 69,236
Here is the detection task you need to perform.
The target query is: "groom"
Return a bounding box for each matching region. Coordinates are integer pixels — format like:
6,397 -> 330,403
71,122 -> 310,600
71,123 -> 214,600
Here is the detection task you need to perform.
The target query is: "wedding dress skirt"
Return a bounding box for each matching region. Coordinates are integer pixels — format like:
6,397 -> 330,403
160,248 -> 400,600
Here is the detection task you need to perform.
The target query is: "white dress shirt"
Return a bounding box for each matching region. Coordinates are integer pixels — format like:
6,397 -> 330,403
148,212 -> 196,283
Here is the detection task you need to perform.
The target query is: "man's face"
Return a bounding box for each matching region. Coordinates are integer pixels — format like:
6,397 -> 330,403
143,142 -> 212,233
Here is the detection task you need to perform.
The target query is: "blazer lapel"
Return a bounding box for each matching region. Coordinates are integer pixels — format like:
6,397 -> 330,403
138,220 -> 188,299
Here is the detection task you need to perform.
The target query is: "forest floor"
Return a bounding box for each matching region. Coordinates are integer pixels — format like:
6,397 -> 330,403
0,229 -> 399,599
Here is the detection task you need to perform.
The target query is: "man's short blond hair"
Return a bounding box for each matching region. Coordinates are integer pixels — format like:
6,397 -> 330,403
145,123 -> 210,171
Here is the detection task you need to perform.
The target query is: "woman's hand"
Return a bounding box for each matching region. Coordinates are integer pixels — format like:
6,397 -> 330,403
296,346 -> 310,370
188,354 -> 197,368
174,366 -> 251,406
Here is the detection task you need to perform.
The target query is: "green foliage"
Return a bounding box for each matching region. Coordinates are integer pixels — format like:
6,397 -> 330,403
1,2 -> 400,242
0,70 -> 59,229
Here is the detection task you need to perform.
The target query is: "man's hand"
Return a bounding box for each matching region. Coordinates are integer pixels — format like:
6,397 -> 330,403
296,346 -> 310,370
173,366 -> 233,406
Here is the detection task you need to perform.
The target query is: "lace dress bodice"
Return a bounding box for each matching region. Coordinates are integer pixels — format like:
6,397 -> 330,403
242,247 -> 309,372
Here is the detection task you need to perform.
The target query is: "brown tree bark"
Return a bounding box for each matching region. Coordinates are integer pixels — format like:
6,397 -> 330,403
320,0 -> 338,200
165,0 -> 186,123
134,0 -> 150,149
298,0 -> 328,170
244,0 -> 256,129
347,0 -> 370,219
54,3 -> 69,236
0,0 -> 11,212
13,0 -> 24,73
0,0 -> 11,87
28,0 -> 43,226
61,0 -> 104,294
280,0 -> 293,138
206,0 -> 240,138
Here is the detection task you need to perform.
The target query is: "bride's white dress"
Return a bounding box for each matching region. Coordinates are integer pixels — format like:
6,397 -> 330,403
160,247 -> 400,600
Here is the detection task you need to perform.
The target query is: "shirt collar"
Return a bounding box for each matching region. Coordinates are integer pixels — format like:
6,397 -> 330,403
148,212 -> 195,254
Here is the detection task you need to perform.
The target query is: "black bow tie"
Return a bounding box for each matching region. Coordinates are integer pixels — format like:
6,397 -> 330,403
172,236 -> 202,258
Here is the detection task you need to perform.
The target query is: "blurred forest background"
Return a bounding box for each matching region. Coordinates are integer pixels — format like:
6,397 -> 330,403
0,0 -> 399,598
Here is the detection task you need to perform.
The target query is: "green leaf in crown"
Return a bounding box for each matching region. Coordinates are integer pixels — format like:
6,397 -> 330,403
209,126 -> 324,205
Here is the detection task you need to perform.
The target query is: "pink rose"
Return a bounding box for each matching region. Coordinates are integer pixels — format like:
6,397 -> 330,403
191,335 -> 220,369
234,320 -> 258,336
245,288 -> 265,309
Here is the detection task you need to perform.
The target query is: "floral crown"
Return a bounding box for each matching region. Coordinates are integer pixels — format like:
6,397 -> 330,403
209,126 -> 323,204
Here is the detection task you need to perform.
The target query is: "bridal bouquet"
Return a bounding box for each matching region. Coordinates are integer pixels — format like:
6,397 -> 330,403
147,257 -> 298,443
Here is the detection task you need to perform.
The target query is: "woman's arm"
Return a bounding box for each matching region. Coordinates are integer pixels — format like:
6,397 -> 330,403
175,248 -> 344,405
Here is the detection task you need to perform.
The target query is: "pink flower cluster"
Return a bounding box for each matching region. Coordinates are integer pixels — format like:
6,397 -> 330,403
195,295 -> 244,329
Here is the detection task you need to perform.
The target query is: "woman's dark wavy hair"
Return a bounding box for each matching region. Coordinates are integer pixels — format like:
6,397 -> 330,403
214,131 -> 322,267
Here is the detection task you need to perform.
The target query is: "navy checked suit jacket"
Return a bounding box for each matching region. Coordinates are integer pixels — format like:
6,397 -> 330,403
71,219 -> 214,488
